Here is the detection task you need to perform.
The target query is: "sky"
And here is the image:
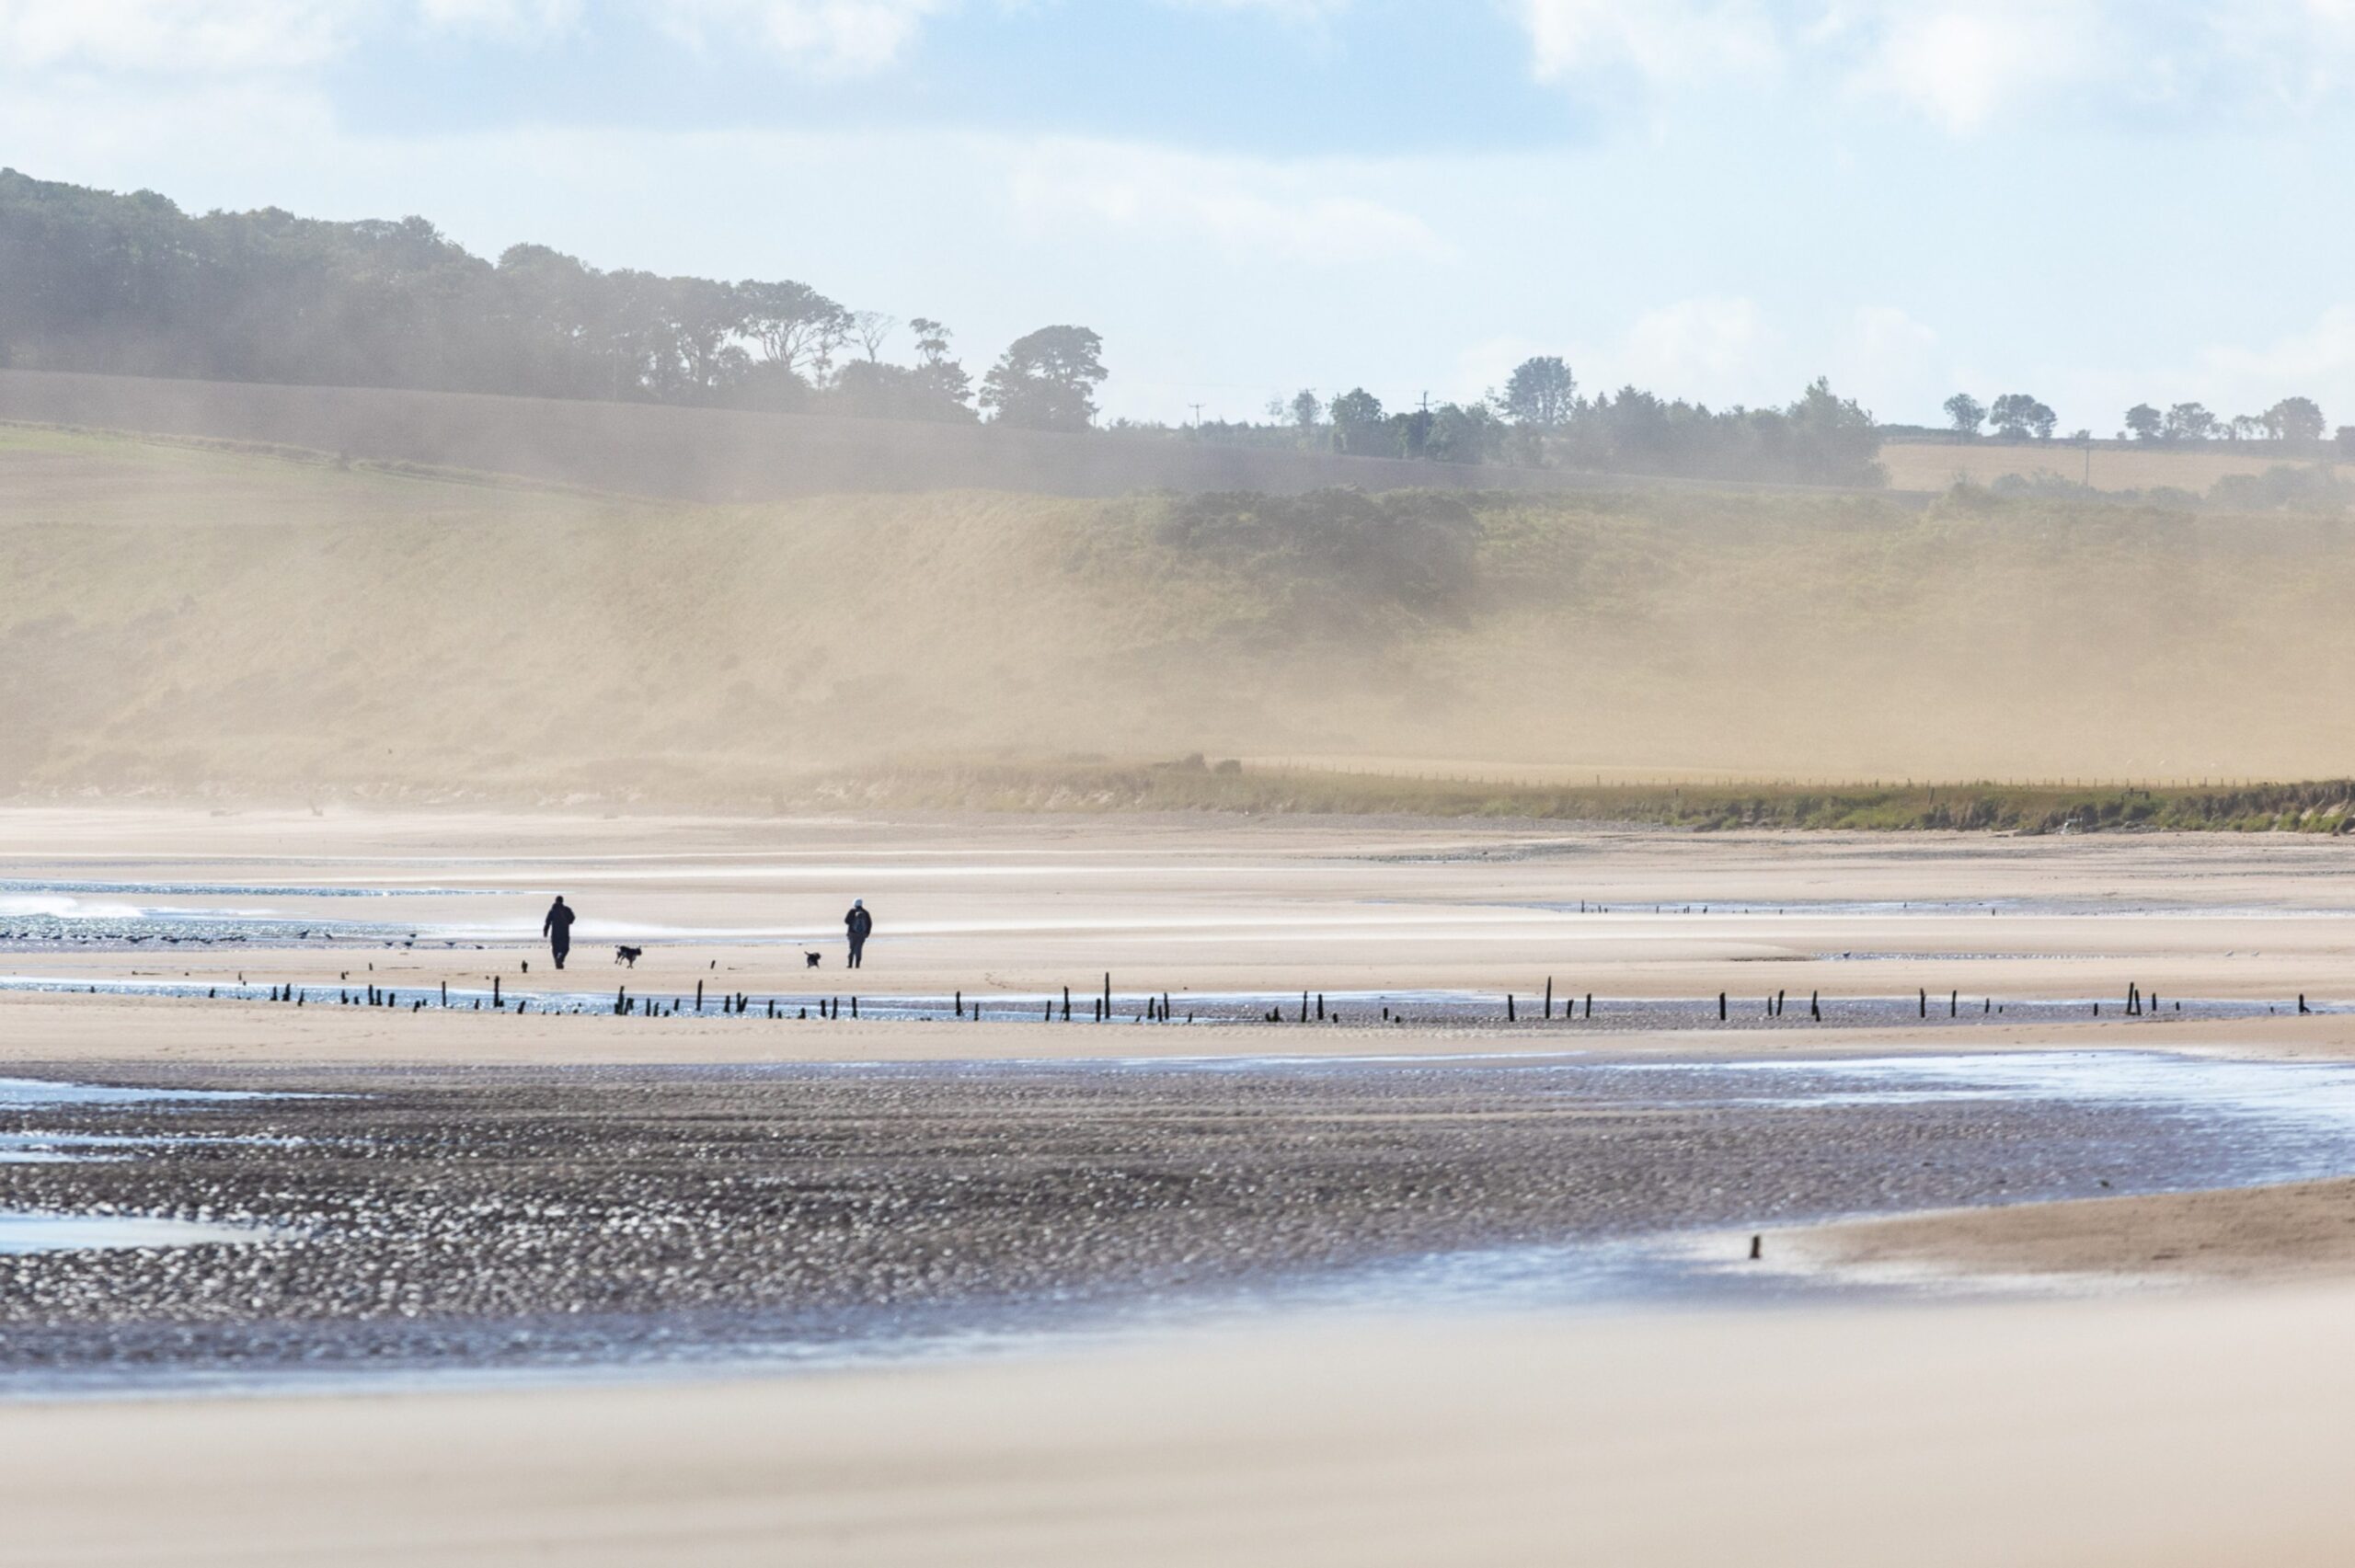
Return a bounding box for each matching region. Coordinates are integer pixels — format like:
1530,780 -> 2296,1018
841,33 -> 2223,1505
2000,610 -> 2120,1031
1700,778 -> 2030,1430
5,0 -> 2355,429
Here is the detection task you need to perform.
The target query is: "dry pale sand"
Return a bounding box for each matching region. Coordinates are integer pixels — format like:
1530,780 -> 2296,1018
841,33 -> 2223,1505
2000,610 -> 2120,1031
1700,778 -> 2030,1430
9,1293 -> 2355,1566
11,809 -> 2355,1564
1792,1175 -> 2355,1286
8,808 -> 2355,1057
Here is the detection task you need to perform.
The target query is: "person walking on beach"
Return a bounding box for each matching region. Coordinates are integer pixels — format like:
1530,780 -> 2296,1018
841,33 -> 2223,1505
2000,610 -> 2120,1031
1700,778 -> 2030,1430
844,898 -> 873,969
543,895 -> 576,971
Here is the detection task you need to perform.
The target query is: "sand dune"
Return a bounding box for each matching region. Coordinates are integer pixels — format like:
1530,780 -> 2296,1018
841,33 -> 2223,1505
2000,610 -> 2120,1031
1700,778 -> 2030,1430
9,425 -> 2355,802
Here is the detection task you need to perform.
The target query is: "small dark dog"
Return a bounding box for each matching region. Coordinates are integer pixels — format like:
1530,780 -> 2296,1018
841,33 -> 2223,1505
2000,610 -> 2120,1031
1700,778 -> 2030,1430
615,945 -> 644,968
804,950 -> 823,968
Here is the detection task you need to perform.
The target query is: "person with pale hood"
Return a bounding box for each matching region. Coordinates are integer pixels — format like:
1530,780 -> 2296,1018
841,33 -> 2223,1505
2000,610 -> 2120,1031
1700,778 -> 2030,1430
844,898 -> 874,969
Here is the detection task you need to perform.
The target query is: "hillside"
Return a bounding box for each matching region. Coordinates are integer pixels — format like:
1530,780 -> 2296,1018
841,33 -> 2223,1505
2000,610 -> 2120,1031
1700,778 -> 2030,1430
1882,439 -> 2340,495
0,368 -> 1654,504
6,421 -> 2355,806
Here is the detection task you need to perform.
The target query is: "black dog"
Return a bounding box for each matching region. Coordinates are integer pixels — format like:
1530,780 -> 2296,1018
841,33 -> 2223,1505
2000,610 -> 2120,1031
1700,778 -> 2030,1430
615,945 -> 644,968
804,950 -> 823,968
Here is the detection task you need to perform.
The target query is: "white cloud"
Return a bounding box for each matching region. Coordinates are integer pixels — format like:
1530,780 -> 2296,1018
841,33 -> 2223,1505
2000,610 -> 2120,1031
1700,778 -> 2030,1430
1609,295 -> 1778,400
1453,335 -> 1549,402
1516,0 -> 1779,86
1167,0 -> 1355,18
1008,139 -> 1453,265
1513,0 -> 2355,132
0,0 -> 353,71
417,0 -> 584,38
2196,305 -> 2355,421
648,0 -> 959,73
1828,303 -> 1943,418
1832,3 -> 2101,132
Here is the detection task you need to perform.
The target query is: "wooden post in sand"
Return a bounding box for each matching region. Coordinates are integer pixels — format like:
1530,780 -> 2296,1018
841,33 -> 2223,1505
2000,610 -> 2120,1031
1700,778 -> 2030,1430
1063,987 -> 1072,1021
441,981 -> 448,1007
1718,992 -> 1727,1022
1810,990 -> 1820,1021
955,990 -> 963,1018
1950,990 -> 1958,1017
695,979 -> 704,1013
1508,994 -> 1517,1023
1545,978 -> 1554,1020
493,976 -> 501,1009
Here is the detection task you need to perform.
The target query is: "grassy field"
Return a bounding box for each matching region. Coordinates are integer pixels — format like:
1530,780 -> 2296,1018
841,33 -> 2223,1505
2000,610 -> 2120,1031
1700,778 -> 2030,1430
816,760 -> 2355,833
1880,440 -> 2337,494
10,420 -> 2355,808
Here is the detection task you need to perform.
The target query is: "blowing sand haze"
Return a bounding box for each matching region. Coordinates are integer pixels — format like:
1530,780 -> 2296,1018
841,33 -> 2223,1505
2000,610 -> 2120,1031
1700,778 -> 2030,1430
7,7 -> 2355,1565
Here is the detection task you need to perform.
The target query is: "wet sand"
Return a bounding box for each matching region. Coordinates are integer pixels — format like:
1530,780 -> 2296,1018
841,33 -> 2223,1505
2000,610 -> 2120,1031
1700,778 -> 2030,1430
9,808 -> 2355,1067
10,809 -> 2355,1562
11,1049 -> 2332,1384
14,809 -> 2355,1022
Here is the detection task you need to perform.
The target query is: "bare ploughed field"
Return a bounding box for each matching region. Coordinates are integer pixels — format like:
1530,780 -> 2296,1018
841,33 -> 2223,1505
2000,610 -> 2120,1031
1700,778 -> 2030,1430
12,807 -> 2355,1566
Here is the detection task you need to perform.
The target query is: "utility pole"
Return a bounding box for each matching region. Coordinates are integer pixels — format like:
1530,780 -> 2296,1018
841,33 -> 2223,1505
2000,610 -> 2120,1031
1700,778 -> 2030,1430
1419,391 -> 1431,413
1189,402 -> 1204,428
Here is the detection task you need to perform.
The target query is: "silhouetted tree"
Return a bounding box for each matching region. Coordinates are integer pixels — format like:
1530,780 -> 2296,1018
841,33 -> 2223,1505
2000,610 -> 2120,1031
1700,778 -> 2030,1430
903,316 -> 976,418
2267,395 -> 2326,442
849,310 -> 896,362
1424,401 -> 1506,463
1989,393 -> 2056,440
1499,356 -> 1577,427
2124,403 -> 2164,442
1328,387 -> 1388,454
738,279 -> 847,382
980,325 -> 1106,430
2165,402 -> 2217,441
1943,393 -> 1986,437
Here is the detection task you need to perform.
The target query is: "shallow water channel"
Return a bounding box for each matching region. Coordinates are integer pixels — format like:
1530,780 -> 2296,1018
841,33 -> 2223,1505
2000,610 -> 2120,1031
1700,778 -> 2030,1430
1,1048 -> 2351,1392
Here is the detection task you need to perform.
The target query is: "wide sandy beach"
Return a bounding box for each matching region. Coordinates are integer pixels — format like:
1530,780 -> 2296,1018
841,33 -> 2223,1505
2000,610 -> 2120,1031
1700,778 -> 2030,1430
7,808 -> 2355,1563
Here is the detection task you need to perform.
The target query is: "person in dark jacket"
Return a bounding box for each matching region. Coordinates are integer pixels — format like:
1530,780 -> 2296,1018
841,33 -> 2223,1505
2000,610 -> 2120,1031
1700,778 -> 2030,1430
543,895 -> 577,970
844,898 -> 873,969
